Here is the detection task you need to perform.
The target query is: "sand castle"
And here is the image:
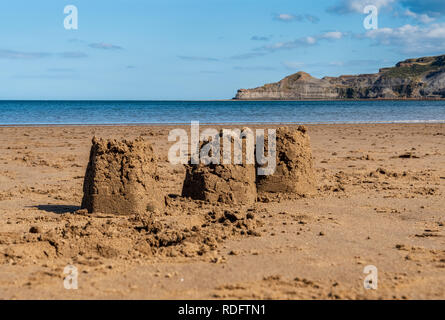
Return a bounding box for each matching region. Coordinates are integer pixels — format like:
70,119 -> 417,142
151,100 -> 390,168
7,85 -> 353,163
181,133 -> 257,205
256,126 -> 316,196
81,137 -> 164,215
81,126 -> 316,214
182,162 -> 257,205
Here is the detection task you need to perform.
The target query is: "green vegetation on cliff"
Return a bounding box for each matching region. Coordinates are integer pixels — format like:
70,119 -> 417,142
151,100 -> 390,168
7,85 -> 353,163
235,54 -> 445,100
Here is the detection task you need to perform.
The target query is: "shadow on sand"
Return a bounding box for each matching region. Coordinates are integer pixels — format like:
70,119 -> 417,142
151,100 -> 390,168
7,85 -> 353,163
31,205 -> 80,214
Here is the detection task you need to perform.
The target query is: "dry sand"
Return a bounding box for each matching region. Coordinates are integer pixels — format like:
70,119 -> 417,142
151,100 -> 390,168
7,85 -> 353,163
0,123 -> 444,300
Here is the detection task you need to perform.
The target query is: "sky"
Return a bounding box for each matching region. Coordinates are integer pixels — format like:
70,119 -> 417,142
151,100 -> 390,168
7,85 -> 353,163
0,0 -> 445,100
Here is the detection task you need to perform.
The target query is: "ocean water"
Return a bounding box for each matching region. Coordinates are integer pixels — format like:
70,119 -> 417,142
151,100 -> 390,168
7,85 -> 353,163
0,100 -> 445,125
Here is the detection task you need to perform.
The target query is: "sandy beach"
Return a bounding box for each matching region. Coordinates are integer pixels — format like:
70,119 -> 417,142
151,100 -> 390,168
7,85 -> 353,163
0,123 -> 444,300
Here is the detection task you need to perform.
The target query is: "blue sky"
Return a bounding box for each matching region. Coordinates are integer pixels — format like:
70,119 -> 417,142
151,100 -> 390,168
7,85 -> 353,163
0,0 -> 444,100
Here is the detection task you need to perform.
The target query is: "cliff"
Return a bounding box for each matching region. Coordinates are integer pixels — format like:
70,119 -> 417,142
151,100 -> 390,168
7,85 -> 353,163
234,55 -> 445,100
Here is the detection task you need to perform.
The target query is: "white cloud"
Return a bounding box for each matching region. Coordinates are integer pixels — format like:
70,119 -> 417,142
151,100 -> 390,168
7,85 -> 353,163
401,0 -> 445,16
321,31 -> 344,39
328,0 -> 397,14
273,13 -> 320,23
365,23 -> 445,54
258,31 -> 343,52
275,13 -> 296,21
263,42 -> 294,51
425,24 -> 445,37
329,0 -> 445,18
305,36 -> 317,44
404,9 -> 435,23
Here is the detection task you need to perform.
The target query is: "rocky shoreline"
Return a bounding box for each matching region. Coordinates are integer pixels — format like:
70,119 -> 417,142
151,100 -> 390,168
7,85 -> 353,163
234,55 -> 445,100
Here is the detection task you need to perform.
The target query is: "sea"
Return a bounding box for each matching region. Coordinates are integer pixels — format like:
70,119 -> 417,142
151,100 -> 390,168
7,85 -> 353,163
0,100 -> 445,125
